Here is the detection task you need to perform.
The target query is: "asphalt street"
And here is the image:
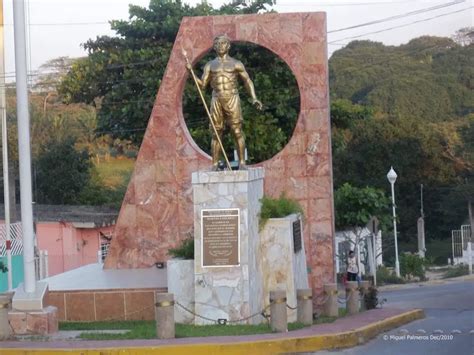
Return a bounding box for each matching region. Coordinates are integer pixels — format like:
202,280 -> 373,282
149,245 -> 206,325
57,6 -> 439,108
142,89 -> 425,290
305,279 -> 474,355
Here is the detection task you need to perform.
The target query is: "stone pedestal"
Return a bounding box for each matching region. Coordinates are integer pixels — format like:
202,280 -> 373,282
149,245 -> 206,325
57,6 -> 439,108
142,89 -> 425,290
8,306 -> 58,335
192,168 -> 264,324
0,292 -> 14,339
346,281 -> 359,315
322,283 -> 338,317
7,282 -> 58,335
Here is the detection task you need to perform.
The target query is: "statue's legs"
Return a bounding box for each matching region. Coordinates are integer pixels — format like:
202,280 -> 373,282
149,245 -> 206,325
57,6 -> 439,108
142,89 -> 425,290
226,94 -> 246,169
211,129 -> 223,169
231,124 -> 246,169
210,96 -> 224,170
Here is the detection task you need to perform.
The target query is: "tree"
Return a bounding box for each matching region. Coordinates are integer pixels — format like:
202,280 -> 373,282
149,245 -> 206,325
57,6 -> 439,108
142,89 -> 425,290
334,183 -> 391,273
334,183 -> 391,230
34,138 -> 91,204
58,0 -> 281,147
452,27 -> 474,46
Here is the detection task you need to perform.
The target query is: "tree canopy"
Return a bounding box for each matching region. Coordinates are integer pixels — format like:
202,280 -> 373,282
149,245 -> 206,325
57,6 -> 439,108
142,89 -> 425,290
334,183 -> 391,231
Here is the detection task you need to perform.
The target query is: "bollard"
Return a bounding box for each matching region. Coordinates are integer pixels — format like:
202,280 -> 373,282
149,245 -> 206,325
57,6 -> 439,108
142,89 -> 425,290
0,293 -> 13,339
270,290 -> 287,332
296,289 -> 313,325
346,281 -> 359,315
322,283 -> 338,317
155,292 -> 175,339
359,281 -> 370,311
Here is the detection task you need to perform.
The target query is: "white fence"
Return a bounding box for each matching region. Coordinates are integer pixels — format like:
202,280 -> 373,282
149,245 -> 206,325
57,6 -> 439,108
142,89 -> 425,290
452,224 -> 472,265
0,222 -> 23,256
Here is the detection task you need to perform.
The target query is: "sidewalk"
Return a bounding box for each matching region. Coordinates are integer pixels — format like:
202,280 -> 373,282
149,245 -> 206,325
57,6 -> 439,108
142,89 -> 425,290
0,308 -> 424,355
377,273 -> 474,292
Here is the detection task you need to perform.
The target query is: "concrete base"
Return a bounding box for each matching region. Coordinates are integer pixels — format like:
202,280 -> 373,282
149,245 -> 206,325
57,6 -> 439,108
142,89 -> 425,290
12,281 -> 48,311
9,281 -> 59,335
192,168 -> 264,325
8,306 -> 58,335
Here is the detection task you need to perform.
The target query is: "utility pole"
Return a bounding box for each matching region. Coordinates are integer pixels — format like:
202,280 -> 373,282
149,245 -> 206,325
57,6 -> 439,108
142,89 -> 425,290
468,200 -> 473,275
13,0 -> 36,293
417,184 -> 426,258
0,0 -> 13,290
420,184 -> 424,218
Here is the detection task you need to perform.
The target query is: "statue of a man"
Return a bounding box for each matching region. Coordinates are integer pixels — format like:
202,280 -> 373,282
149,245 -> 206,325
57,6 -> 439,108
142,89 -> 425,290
189,35 -> 262,170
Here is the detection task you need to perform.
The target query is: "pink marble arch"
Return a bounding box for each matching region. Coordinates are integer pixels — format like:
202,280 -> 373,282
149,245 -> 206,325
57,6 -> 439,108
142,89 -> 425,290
104,13 -> 335,303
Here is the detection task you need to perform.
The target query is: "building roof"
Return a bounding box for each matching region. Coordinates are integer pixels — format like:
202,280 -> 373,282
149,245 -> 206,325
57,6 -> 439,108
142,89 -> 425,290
0,204 -> 118,227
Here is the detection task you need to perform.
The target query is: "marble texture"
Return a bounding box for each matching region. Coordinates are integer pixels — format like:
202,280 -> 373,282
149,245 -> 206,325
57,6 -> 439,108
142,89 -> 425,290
193,168 -> 264,325
259,214 -> 309,322
8,306 -> 58,335
167,259 -> 195,324
105,12 -> 334,307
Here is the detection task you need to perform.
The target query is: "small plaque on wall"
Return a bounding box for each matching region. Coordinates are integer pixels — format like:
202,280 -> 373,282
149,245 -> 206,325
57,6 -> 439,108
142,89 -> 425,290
293,219 -> 302,253
201,209 -> 240,267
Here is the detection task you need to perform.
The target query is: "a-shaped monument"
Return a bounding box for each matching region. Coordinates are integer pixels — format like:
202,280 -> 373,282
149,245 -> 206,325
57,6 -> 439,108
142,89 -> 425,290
105,12 -> 334,307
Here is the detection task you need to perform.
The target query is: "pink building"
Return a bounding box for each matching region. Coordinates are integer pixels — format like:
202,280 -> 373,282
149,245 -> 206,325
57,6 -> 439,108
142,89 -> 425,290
36,221 -> 114,276
2,205 -> 117,277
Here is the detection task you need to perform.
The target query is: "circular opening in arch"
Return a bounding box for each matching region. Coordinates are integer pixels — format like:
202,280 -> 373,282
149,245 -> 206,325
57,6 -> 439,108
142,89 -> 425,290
182,42 -> 300,164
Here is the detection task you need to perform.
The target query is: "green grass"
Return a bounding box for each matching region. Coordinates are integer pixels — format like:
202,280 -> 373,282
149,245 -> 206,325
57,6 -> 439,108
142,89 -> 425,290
59,320 -> 307,340
94,157 -> 134,188
59,308 -> 350,340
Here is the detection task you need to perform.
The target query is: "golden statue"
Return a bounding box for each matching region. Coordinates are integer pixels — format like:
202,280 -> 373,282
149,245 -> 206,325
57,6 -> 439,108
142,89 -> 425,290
185,35 -> 262,170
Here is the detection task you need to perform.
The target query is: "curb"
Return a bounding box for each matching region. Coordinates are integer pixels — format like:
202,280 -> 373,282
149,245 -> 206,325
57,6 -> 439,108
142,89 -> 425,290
0,309 -> 424,355
378,274 -> 474,291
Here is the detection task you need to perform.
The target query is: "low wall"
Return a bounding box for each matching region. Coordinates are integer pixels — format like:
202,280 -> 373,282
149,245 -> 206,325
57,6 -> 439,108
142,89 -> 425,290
45,287 -> 167,322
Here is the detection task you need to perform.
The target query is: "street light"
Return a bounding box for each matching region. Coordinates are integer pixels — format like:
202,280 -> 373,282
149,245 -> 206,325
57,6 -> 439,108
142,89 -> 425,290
387,166 -> 400,277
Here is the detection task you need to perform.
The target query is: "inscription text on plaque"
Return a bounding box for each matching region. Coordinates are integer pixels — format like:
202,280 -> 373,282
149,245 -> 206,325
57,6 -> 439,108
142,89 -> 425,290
201,209 -> 240,267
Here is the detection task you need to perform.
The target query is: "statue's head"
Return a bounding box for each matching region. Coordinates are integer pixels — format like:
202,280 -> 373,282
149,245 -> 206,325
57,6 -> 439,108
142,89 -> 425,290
214,35 -> 231,55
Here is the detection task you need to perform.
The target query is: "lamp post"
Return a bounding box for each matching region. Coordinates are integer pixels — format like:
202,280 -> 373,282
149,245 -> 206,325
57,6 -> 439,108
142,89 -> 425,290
387,166 -> 400,277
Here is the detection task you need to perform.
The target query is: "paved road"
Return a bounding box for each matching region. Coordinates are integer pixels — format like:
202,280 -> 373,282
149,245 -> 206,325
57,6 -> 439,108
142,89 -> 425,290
306,280 -> 474,355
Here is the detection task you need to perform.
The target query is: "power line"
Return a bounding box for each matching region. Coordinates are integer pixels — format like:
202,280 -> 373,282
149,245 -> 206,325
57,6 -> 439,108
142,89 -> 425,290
2,22 -> 110,26
329,6 -> 473,43
328,0 -> 466,33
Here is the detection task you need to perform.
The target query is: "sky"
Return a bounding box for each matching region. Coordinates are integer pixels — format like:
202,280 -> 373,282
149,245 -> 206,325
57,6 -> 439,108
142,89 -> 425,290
2,0 -> 473,81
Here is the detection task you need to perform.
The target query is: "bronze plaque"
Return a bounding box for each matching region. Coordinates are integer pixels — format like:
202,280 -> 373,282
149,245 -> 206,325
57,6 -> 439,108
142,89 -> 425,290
201,209 -> 240,267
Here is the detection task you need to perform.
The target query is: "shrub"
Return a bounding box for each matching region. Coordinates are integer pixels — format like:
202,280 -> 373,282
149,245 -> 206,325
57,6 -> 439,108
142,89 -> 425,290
376,265 -> 405,285
125,150 -> 138,159
363,286 -> 379,309
168,236 -> 194,259
259,194 -> 303,228
0,261 -> 7,273
400,253 -> 426,280
442,264 -> 469,279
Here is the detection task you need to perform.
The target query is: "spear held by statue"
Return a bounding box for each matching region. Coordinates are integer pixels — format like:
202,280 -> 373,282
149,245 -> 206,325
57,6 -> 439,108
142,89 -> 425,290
182,48 -> 232,171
